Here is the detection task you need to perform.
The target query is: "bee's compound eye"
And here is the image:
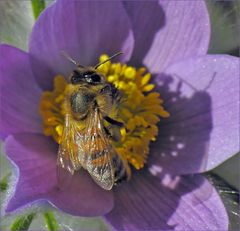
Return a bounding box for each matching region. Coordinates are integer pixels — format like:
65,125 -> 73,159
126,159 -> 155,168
89,74 -> 101,82
83,72 -> 101,83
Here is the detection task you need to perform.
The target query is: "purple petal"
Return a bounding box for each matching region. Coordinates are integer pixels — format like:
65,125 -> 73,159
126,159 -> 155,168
29,0 -> 134,90
123,1 -> 210,72
0,45 -> 42,138
151,55 -> 239,175
4,134 -> 114,216
105,171 -> 228,230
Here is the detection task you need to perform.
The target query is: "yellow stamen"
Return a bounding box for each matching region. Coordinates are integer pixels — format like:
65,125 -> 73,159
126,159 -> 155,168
39,55 -> 169,171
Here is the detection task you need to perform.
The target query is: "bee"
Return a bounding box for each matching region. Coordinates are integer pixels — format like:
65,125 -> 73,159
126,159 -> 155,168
57,52 -> 131,190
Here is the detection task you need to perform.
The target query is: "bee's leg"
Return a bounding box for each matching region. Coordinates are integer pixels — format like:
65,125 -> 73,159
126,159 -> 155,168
103,126 -> 111,137
104,116 -> 124,141
104,125 -> 121,142
104,116 -> 124,127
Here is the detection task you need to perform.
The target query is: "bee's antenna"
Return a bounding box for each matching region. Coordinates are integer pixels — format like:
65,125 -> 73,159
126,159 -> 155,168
94,52 -> 123,69
60,51 -> 84,68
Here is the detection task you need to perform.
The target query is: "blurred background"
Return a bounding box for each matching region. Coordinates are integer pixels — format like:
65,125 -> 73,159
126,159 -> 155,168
0,1 -> 239,230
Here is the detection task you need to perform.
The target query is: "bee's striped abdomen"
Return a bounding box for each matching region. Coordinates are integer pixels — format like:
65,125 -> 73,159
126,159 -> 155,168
112,153 -> 129,185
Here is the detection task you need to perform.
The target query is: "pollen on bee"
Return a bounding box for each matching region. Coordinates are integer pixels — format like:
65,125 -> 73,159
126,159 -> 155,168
120,127 -> 127,140
55,125 -> 63,137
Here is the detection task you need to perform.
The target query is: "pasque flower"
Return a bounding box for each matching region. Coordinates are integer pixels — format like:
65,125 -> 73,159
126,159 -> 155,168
0,0 -> 239,230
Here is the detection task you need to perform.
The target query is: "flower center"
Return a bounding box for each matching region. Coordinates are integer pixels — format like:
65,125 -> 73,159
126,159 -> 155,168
39,55 -> 169,171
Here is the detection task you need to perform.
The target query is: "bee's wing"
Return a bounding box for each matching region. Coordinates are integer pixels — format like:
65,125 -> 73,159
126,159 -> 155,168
57,113 -> 81,175
83,109 -> 115,190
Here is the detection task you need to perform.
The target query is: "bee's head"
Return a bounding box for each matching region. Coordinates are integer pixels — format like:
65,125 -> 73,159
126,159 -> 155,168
62,51 -> 123,85
70,68 -> 103,84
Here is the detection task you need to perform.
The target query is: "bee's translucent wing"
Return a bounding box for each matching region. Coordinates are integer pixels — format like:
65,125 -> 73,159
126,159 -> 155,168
57,113 -> 82,175
57,109 -> 115,190
82,109 -> 115,190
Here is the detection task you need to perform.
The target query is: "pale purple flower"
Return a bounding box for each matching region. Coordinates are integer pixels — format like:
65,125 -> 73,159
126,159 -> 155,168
0,1 -> 239,230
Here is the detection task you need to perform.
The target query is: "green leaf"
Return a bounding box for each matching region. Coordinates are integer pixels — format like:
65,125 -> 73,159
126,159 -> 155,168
206,0 -> 240,54
44,211 -> 58,231
31,0 -> 46,19
10,213 -> 36,231
0,1 -> 34,50
0,173 -> 11,191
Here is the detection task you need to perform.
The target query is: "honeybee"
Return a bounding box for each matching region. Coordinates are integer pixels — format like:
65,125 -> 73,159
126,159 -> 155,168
57,52 -> 131,190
